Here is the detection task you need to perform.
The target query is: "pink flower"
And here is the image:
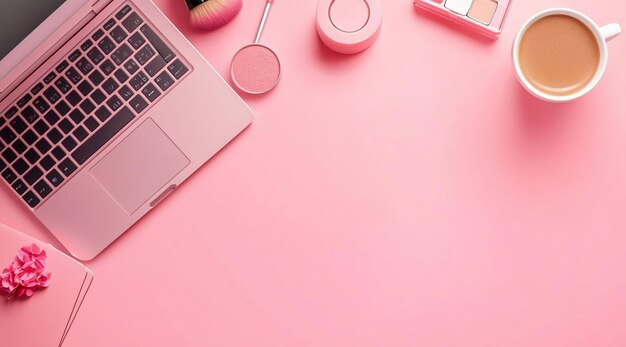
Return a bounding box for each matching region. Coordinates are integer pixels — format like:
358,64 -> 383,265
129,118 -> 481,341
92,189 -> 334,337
17,244 -> 47,273
0,244 -> 52,300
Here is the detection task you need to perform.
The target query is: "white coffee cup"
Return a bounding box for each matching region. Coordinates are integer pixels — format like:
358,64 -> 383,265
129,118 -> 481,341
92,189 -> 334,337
513,8 -> 621,102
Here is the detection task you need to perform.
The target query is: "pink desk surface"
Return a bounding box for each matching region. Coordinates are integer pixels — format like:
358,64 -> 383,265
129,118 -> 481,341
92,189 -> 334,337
2,0 -> 626,346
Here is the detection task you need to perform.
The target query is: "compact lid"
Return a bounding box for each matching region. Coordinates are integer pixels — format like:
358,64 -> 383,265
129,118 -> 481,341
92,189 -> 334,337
316,0 -> 382,54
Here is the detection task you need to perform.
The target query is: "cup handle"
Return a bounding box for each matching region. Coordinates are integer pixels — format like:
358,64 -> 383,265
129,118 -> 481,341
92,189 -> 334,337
601,23 -> 621,42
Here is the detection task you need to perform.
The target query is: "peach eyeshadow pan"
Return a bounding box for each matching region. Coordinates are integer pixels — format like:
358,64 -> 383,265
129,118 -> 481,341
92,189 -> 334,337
467,0 -> 498,25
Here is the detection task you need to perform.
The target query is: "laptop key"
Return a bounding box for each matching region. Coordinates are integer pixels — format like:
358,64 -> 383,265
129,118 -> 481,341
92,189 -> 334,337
46,169 -> 64,187
67,91 -> 82,106
58,158 -> 77,177
104,18 -> 116,31
95,106 -> 111,122
72,106 -> 135,165
44,110 -> 60,125
47,129 -> 63,144
23,191 -> 40,208
118,85 -> 133,100
145,56 -> 166,77
80,39 -> 93,51
92,29 -> 105,41
51,146 -> 66,161
89,70 -> 105,85
33,97 -> 50,114
73,126 -> 89,142
78,80 -> 94,96
91,89 -> 107,105
130,95 -> 148,113
10,116 -> 28,133
17,94 -> 32,108
130,71 -> 148,91
65,67 -> 82,84
69,49 -> 81,62
116,5 -> 132,20
2,148 -> 17,163
31,83 -> 44,95
56,60 -> 69,73
168,59 -> 189,79
4,106 -> 18,119
77,57 -> 94,75
40,155 -> 56,171
55,77 -> 72,94
55,100 -> 71,116
101,60 -> 116,76
84,117 -> 99,132
142,83 -> 161,102
43,86 -> 62,104
35,138 -> 52,154
98,37 -> 116,55
12,179 -> 27,195
111,26 -> 128,43
69,109 -> 85,124
124,59 -> 139,74
114,69 -> 129,83
107,95 -> 123,112
123,13 -> 144,32
21,106 -> 38,124
80,99 -> 96,114
12,158 -> 28,174
2,168 -> 17,184
140,25 -> 175,62
24,166 -> 43,185
34,180 -> 52,199
22,130 -> 38,145
24,148 -> 40,165
34,120 -> 49,135
44,72 -> 57,84
102,77 -> 119,95
135,45 -> 155,65
112,44 -> 133,65
62,137 -> 78,151
87,47 -> 105,65
59,119 -> 74,134
12,139 -> 27,154
155,71 -> 174,91
0,127 -> 17,144
128,32 -> 145,50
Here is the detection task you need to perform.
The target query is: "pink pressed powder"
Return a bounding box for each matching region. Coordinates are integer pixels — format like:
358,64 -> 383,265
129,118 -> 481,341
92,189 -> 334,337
230,0 -> 281,94
231,44 -> 281,94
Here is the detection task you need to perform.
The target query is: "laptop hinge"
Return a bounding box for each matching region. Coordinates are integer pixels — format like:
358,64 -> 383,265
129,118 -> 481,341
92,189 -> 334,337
91,0 -> 113,14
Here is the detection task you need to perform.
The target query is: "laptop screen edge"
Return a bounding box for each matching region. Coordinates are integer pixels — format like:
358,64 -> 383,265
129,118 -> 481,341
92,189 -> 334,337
0,0 -> 92,91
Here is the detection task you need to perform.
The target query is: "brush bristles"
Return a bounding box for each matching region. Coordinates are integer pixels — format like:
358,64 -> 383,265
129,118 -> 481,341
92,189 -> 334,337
189,0 -> 243,31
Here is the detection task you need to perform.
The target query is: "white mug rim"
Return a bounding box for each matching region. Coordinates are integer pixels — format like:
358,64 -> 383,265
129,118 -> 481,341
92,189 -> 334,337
513,8 -> 609,102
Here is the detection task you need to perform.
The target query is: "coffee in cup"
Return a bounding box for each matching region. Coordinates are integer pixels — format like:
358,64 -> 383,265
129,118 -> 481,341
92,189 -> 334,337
513,9 -> 621,102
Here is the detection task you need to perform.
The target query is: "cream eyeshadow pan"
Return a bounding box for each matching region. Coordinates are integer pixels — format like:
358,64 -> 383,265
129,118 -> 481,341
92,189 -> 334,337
445,0 -> 499,25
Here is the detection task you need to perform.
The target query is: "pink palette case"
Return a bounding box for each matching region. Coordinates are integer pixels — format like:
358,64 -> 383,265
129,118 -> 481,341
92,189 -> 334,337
414,0 -> 512,39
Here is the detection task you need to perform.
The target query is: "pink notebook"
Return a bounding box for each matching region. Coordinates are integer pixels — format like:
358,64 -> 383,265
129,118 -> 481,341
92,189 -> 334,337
0,223 -> 93,346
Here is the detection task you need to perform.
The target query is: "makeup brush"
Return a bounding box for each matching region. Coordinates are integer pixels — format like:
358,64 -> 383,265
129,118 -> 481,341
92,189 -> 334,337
185,0 -> 243,31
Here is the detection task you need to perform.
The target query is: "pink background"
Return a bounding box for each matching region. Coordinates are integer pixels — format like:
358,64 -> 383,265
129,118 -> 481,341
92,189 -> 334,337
1,0 -> 626,345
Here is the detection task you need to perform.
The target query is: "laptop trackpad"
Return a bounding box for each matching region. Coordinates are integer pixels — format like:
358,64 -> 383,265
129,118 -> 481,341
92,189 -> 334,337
90,119 -> 190,215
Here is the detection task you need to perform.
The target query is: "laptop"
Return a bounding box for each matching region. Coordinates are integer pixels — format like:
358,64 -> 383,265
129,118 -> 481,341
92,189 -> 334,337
0,0 -> 253,260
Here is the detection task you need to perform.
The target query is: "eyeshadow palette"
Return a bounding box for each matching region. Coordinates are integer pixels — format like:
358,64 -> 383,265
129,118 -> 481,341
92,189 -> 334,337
414,0 -> 512,39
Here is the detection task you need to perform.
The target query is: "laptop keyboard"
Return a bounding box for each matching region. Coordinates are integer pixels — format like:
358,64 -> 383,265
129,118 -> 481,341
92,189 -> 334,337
0,4 -> 190,209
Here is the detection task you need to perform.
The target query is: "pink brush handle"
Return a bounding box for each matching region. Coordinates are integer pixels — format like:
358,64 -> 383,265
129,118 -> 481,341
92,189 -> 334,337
254,0 -> 274,43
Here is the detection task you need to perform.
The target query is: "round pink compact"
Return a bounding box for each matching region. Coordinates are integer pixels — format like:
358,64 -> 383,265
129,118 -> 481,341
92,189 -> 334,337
316,0 -> 383,54
231,44 -> 281,94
